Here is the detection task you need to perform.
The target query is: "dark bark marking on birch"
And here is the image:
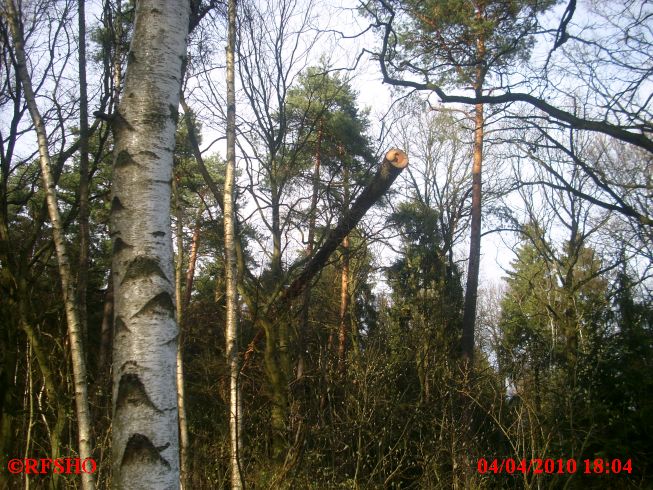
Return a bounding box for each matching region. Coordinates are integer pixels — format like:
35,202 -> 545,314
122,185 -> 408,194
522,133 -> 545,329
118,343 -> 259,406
120,360 -> 139,371
122,256 -> 169,284
132,292 -> 175,319
113,237 -> 133,255
111,196 -> 125,212
115,316 -> 130,335
141,106 -> 171,132
116,374 -> 163,413
139,150 -> 160,159
168,104 -> 178,123
115,150 -> 139,169
161,333 -> 179,346
151,231 -> 165,237
112,110 -> 134,132
121,433 -> 171,470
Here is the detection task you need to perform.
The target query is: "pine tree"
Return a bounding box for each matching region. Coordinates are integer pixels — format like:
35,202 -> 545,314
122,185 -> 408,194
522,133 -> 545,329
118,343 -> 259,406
498,224 -> 616,462
368,0 -> 557,363
387,201 -> 464,402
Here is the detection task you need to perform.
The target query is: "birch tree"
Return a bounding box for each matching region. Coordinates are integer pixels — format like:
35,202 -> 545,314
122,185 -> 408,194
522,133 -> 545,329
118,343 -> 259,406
173,178 -> 190,488
224,0 -> 244,485
109,0 -> 189,487
4,1 -> 96,489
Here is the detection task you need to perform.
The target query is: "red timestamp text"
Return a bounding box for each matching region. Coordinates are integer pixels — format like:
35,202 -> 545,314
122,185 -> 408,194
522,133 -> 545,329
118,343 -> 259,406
477,458 -> 633,475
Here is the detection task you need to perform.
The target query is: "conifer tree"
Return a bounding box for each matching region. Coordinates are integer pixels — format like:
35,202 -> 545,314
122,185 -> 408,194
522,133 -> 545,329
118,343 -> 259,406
367,0 -> 556,363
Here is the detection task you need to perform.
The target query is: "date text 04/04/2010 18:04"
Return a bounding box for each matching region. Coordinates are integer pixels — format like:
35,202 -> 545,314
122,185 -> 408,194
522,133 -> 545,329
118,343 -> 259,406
477,458 -> 633,475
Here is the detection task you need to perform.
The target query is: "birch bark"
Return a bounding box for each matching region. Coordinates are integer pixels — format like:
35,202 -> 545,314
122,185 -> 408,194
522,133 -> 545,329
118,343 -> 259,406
109,0 -> 189,487
5,2 -> 96,489
225,0 -> 244,485
173,179 -> 189,488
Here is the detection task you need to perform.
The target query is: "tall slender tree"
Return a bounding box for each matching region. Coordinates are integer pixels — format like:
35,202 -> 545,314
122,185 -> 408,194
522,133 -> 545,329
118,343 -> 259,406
109,0 -> 189,487
224,0 -> 244,485
172,177 -> 190,488
5,1 -> 96,488
285,67 -> 374,375
77,0 -> 91,346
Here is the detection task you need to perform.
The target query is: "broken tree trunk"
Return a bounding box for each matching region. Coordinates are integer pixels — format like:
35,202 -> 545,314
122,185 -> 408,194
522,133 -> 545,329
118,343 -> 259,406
243,149 -> 409,368
244,149 -> 409,364
261,148 -> 408,461
280,149 -> 408,307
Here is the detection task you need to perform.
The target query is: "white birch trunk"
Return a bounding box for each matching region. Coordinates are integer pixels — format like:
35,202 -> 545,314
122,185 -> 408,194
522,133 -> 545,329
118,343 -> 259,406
110,1 -> 189,488
173,180 -> 190,488
225,0 -> 244,485
5,3 -> 96,489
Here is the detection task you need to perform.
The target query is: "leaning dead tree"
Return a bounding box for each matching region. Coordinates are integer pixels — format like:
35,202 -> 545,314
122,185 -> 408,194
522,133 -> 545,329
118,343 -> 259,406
243,148 -> 409,356
280,149 -> 409,306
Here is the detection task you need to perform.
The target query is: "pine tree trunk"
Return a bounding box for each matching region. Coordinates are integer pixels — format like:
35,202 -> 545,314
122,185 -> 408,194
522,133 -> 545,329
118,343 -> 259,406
176,207 -> 201,490
337,164 -> 350,373
460,7 -> 488,366
109,1 -> 189,487
225,0 -> 244,484
460,101 -> 483,364
458,23 -> 487,488
6,3 -> 95,488
98,279 -> 114,376
176,209 -> 201,488
183,210 -> 202,310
